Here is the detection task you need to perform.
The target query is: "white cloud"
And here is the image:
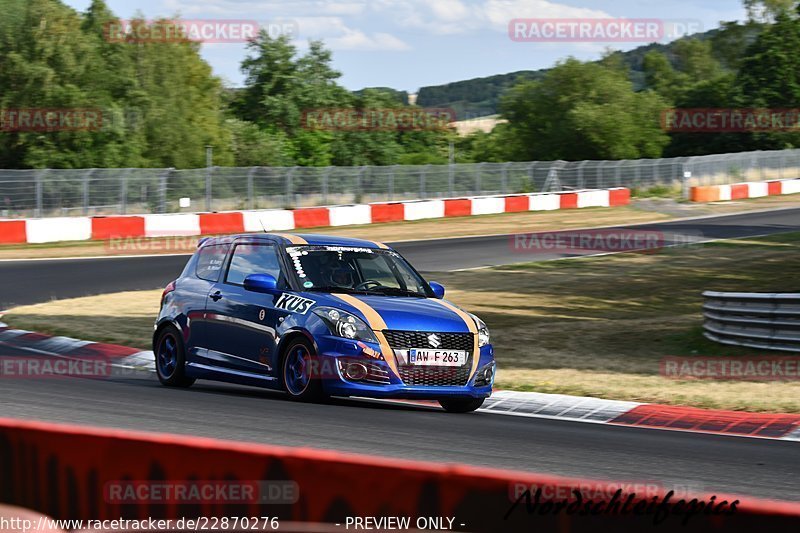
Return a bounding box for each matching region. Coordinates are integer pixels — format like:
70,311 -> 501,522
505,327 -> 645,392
371,0 -> 610,35
152,0 -> 610,47
163,1 -> 367,17
294,16 -> 410,50
329,30 -> 410,50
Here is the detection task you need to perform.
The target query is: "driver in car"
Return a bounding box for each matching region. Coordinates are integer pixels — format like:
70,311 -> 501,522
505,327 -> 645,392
326,262 -> 357,289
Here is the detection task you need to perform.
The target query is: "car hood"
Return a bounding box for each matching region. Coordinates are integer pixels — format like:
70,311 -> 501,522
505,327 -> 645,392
308,293 -> 474,333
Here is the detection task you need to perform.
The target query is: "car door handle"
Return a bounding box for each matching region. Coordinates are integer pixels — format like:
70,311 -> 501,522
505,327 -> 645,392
210,291 -> 223,301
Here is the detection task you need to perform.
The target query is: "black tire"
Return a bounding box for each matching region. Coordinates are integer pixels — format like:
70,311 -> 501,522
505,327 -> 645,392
154,325 -> 195,388
439,397 -> 485,413
281,337 -> 325,402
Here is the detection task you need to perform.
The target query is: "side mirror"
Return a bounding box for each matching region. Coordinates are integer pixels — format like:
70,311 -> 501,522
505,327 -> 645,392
243,273 -> 278,294
429,281 -> 445,299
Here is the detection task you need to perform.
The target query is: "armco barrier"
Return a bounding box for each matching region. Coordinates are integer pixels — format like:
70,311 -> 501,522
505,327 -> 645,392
0,188 -> 630,245
703,291 -> 800,352
1,418 -> 800,532
690,178 -> 800,202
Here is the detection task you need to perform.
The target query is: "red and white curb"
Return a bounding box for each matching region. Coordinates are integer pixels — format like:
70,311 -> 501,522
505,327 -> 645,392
0,188 -> 630,245
2,323 -> 799,440
481,390 -> 800,441
691,177 -> 800,202
0,323 -> 154,372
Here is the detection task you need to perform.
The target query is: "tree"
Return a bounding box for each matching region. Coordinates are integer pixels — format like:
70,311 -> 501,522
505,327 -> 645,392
736,9 -> 800,149
744,0 -> 796,21
499,59 -> 670,161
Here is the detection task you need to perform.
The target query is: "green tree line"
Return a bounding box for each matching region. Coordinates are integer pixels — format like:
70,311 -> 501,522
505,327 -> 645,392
1,0 -> 800,168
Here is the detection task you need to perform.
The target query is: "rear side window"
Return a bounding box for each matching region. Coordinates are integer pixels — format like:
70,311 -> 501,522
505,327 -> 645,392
195,244 -> 230,282
226,243 -> 283,286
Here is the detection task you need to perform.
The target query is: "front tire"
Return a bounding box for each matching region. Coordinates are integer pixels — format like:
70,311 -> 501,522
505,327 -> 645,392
281,338 -> 325,402
439,397 -> 485,413
155,325 -> 195,388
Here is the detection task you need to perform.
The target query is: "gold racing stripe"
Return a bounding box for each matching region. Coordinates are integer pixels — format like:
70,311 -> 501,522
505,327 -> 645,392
430,299 -> 481,381
332,293 -> 399,378
274,233 -> 308,245
367,240 -> 390,249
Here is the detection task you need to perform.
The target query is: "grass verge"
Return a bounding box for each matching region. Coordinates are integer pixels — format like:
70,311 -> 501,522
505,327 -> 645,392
4,232 -> 800,412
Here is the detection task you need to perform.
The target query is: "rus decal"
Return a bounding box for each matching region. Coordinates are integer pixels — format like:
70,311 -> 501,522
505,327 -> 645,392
275,293 -> 315,314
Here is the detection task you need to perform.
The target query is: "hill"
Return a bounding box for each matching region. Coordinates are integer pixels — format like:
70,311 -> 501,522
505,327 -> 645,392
415,24 -> 759,120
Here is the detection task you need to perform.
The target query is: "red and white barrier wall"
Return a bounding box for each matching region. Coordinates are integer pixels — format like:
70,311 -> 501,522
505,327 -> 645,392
691,178 -> 800,202
0,188 -> 630,245
1,416 -> 799,532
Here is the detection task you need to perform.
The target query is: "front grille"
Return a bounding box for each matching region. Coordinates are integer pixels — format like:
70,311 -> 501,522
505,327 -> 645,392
398,361 -> 472,387
384,330 -> 474,387
383,330 -> 474,351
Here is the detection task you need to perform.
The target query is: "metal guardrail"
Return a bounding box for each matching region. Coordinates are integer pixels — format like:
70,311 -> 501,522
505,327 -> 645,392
1,148 -> 800,219
702,291 -> 800,353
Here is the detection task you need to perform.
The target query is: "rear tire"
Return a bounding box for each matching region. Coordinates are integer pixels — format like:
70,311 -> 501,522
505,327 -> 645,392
439,397 -> 485,413
281,338 -> 325,402
154,325 -> 195,388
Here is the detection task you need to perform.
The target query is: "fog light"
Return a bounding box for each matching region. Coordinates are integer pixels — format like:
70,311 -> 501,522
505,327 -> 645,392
474,362 -> 496,387
344,362 -> 368,381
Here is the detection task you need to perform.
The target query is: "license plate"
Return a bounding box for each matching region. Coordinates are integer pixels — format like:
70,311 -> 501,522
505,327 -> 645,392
409,349 -> 467,367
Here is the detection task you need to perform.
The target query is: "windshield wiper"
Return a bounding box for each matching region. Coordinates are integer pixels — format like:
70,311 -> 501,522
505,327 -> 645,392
306,286 -> 368,295
365,286 -> 426,297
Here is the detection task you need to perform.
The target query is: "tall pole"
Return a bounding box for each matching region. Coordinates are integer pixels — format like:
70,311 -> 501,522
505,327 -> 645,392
205,145 -> 213,212
448,140 -> 455,197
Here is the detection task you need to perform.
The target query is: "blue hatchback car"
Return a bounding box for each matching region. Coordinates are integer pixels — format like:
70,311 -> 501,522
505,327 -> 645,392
153,233 -> 495,412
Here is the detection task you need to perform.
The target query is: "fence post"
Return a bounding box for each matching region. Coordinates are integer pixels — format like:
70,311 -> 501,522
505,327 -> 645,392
159,168 -> 172,214
205,166 -> 214,212
286,167 -> 297,207
120,169 -> 130,215
448,163 -> 454,197
501,162 -> 510,194
247,167 -> 257,210
321,167 -> 331,205
576,160 -> 588,190
389,166 -> 396,202
357,166 -> 366,204
34,169 -> 46,218
544,164 -> 560,192
527,163 -> 536,192
681,167 -> 691,200
475,163 -> 484,195
82,169 -> 95,216
596,161 -> 604,189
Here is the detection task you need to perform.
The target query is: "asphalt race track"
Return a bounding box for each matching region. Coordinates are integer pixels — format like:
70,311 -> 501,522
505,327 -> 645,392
2,206 -> 800,502
2,206 -> 800,309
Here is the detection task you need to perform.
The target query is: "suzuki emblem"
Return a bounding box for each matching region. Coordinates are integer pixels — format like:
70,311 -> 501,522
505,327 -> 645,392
427,333 -> 442,348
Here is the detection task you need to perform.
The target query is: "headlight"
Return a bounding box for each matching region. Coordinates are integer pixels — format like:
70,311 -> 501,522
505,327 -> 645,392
470,313 -> 490,347
313,307 -> 378,343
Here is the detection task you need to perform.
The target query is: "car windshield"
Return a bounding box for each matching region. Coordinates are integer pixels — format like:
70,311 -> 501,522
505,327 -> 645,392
286,245 -> 431,297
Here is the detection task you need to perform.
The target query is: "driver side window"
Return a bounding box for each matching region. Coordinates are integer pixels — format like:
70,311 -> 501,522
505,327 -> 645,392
225,243 -> 284,286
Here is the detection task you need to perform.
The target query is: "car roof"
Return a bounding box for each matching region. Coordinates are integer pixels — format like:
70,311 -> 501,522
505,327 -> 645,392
198,233 -> 390,250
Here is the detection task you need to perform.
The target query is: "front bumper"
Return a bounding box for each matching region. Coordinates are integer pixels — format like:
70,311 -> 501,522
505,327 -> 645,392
315,335 -> 495,400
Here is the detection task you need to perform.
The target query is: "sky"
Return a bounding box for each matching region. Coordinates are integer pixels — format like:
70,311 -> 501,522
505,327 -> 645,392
62,0 -> 749,92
